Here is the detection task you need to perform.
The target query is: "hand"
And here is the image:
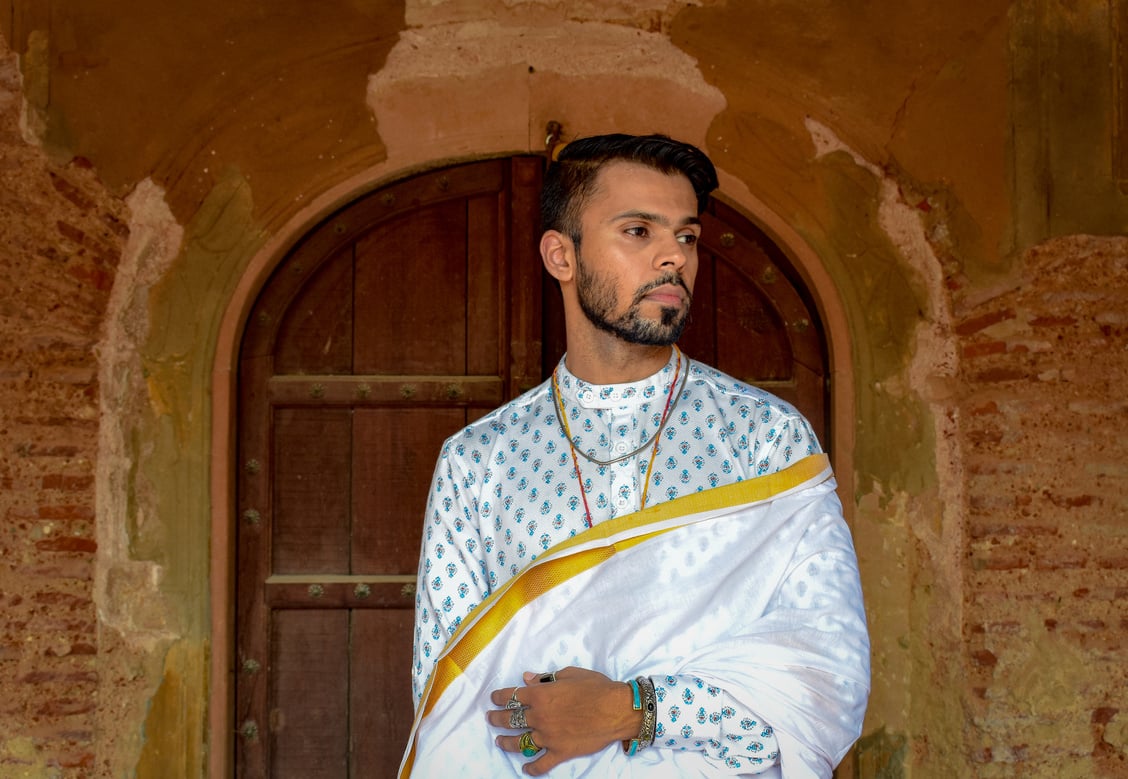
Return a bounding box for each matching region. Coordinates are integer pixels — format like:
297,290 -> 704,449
487,666 -> 643,776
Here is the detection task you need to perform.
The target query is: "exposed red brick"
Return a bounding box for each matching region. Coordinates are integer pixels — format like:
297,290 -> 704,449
1093,708 -> 1119,724
956,308 -> 1015,336
34,698 -> 96,717
976,552 -> 1031,570
20,670 -> 98,685
34,537 -> 97,554
47,172 -> 96,211
56,220 -> 86,245
66,262 -> 114,292
1078,620 -> 1107,630
971,649 -> 998,667
55,750 -> 95,769
22,445 -> 82,458
37,505 -> 95,521
40,474 -> 94,491
1033,554 -> 1088,570
972,367 -> 1031,383
963,341 -> 1008,359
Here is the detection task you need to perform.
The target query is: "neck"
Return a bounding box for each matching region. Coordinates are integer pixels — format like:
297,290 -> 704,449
563,339 -> 674,384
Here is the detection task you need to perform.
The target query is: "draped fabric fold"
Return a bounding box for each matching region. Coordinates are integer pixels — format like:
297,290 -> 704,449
400,454 -> 869,778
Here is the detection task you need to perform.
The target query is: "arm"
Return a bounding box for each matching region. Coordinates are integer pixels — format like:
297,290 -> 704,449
487,479 -> 869,777
411,438 -> 490,707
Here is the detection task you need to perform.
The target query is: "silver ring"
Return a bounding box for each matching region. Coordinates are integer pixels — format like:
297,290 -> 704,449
505,688 -> 522,710
539,671 -> 556,684
508,707 -> 529,729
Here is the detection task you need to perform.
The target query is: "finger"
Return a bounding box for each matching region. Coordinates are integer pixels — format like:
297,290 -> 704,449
490,686 -> 522,707
523,667 -> 564,685
494,731 -> 543,755
486,705 -> 533,729
524,750 -> 564,776
523,668 -> 560,685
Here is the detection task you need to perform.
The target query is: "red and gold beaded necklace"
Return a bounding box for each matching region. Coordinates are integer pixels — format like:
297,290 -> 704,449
550,347 -> 687,528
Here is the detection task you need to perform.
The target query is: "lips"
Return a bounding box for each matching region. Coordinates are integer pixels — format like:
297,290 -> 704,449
642,285 -> 686,307
636,274 -> 691,308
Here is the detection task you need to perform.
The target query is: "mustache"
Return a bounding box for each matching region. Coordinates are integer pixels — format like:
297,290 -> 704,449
632,273 -> 691,305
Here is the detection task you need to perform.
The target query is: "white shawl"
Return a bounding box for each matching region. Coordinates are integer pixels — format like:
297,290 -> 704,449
401,454 -> 869,778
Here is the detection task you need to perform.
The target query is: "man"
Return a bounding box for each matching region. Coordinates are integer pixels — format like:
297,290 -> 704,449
402,134 -> 869,778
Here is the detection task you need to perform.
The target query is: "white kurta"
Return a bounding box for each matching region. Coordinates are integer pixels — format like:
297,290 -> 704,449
410,352 -> 867,775
403,455 -> 870,778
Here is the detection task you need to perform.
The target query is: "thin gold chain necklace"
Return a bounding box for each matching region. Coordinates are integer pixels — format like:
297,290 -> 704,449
551,348 -> 686,528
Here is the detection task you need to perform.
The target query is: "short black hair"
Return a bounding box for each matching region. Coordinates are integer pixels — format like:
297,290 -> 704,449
540,133 -> 719,245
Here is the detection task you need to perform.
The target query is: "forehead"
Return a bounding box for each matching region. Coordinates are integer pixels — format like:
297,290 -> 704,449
583,161 -> 698,219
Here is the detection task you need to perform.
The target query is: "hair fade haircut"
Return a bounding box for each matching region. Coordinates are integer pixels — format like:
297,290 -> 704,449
540,133 -> 719,246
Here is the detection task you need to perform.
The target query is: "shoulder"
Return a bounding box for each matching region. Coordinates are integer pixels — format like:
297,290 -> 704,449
684,359 -> 806,421
438,378 -> 555,458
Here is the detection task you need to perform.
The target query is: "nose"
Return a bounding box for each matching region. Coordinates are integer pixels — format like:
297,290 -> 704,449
653,231 -> 689,271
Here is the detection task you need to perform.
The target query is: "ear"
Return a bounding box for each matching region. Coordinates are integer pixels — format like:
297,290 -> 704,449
540,230 -> 575,283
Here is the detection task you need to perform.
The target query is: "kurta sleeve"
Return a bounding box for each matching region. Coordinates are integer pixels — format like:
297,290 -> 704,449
411,436 -> 490,707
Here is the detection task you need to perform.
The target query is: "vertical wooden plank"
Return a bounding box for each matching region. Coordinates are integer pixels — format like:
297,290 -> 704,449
353,202 -> 468,375
236,354 -> 274,778
508,157 -> 545,394
351,408 -> 466,573
274,245 -> 355,375
273,408 -> 352,574
466,194 -> 501,375
271,610 -> 350,779
715,260 -> 792,382
350,609 -> 416,779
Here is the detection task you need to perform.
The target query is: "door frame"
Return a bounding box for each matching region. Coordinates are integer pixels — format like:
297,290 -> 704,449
207,156 -> 856,778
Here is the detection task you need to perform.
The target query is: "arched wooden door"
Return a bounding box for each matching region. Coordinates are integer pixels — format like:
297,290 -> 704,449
235,157 -> 828,778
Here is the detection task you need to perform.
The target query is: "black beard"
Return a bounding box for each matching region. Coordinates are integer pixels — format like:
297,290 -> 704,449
575,252 -> 691,347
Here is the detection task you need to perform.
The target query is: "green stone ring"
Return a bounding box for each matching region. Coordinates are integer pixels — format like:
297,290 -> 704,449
518,730 -> 540,757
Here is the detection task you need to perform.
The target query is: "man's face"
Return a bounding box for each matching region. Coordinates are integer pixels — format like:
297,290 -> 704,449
572,162 -> 701,347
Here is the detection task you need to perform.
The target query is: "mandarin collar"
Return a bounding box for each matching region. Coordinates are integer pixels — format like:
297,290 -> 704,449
555,350 -> 681,410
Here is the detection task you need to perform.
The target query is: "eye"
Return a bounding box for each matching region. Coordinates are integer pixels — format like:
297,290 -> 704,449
677,232 -> 699,246
625,225 -> 649,238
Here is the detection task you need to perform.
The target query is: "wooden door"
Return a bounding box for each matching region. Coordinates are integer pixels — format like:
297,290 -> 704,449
235,158 -> 544,778
235,158 -> 828,777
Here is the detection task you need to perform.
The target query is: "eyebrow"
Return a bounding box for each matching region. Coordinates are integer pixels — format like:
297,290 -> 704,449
610,210 -> 702,228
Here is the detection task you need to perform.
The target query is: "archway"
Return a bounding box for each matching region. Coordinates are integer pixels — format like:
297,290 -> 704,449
220,155 -> 835,777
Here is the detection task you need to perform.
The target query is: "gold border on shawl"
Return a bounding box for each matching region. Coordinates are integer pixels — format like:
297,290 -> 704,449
400,453 -> 830,777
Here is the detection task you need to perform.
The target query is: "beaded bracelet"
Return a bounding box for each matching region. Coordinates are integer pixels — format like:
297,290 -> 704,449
623,675 -> 657,755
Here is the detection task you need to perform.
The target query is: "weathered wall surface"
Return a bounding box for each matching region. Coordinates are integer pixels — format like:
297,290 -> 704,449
0,41 -> 127,775
0,1 -> 1125,777
959,235 -> 1128,777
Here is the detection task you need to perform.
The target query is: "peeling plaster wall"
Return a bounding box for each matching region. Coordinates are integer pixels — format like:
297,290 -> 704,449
0,37 -> 127,776
0,1 -> 1125,777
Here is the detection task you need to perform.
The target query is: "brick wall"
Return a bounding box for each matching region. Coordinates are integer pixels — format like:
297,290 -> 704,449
958,235 -> 1128,776
0,49 -> 127,775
